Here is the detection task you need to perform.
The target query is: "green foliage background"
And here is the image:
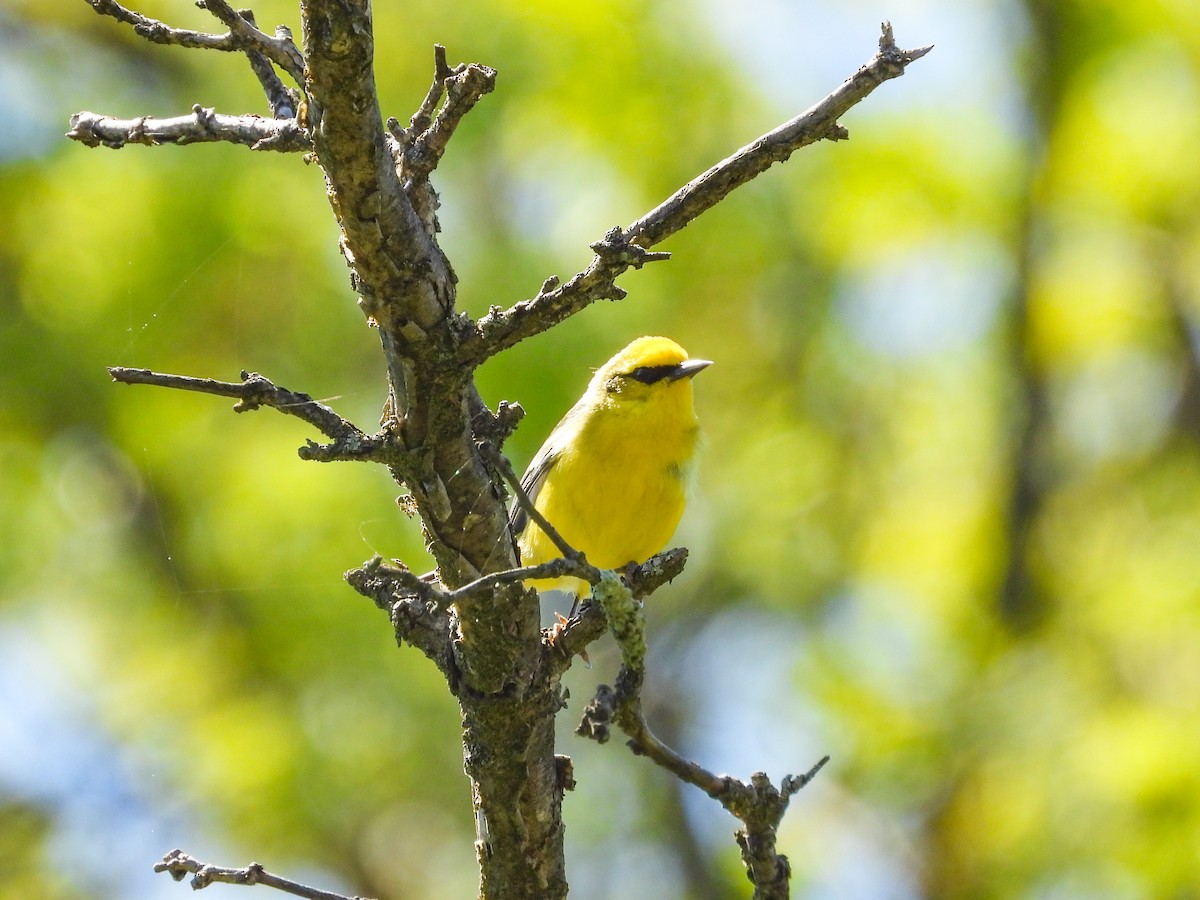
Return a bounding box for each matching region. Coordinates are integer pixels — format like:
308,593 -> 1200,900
2,0 -> 1198,897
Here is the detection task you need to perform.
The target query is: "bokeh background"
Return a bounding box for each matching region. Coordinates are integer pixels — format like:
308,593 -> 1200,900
3,0 -> 1199,897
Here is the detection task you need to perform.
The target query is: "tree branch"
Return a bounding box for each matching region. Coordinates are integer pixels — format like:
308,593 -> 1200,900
197,0 -> 305,83
72,1 -> 305,145
386,44 -> 497,181
68,108 -> 309,151
405,58 -> 498,182
466,22 -> 932,363
342,557 -> 457,678
575,576 -> 829,898
239,11 -> 302,118
384,47 -> 497,241
154,849 -> 372,900
406,44 -> 456,138
85,0 -> 305,83
345,553 -> 590,613
107,368 -> 374,454
628,22 -> 928,248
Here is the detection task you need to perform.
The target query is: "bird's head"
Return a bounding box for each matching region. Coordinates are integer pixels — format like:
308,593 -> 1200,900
589,335 -> 712,402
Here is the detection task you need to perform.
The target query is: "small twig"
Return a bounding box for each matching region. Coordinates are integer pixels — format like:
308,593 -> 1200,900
467,392 -> 524,449
406,58 -> 497,181
589,226 -> 672,269
466,22 -> 932,363
85,0 -> 305,83
344,554 -> 596,612
107,368 -> 372,453
441,557 -> 595,606
68,109 -> 309,152
407,44 -> 454,139
154,849 -> 372,900
197,0 -> 305,83
86,0 -> 239,50
239,10 -> 301,117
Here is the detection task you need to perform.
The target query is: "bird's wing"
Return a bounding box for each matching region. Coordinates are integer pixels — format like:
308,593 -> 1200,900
509,398 -> 589,544
509,441 -> 559,539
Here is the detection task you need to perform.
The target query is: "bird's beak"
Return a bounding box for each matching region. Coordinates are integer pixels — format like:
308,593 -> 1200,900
669,358 -> 713,381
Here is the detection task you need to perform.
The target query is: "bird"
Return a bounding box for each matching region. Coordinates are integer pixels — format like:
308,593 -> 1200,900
510,335 -> 711,601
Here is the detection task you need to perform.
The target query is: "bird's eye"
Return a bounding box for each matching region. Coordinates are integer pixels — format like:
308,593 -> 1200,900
625,364 -> 675,384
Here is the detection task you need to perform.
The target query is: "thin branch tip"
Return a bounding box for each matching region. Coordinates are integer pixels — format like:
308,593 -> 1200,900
433,43 -> 452,81
877,21 -> 933,63
155,848 -> 371,899
784,755 -> 831,795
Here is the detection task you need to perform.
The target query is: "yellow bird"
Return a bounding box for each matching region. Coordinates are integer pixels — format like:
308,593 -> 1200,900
511,336 -> 711,598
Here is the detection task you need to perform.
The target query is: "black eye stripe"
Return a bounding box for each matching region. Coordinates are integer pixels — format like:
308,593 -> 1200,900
625,364 -> 678,384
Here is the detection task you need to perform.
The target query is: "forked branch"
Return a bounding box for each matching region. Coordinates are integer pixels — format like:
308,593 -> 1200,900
73,0 -> 306,149
85,0 -> 304,82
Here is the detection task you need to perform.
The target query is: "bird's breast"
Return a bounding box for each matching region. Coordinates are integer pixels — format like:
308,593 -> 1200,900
538,407 -> 698,569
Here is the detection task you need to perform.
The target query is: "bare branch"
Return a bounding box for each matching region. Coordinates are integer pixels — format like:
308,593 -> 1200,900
68,108 -> 309,152
405,59 -> 497,181
344,553 -> 593,612
441,558 -> 588,606
407,44 -> 455,139
343,557 -> 456,675
85,0 -> 236,50
84,0 -> 305,83
581,669 -> 829,897
379,45 -> 497,268
239,11 -> 302,117
387,44 -> 496,184
196,0 -> 304,83
343,533 -> 685,674
467,22 -> 932,363
107,368 -> 371,452
575,576 -> 828,897
628,22 -> 930,249
154,849 -> 372,900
